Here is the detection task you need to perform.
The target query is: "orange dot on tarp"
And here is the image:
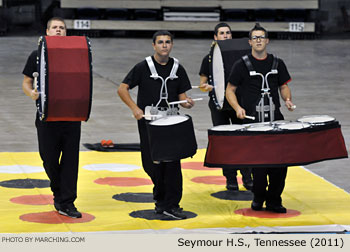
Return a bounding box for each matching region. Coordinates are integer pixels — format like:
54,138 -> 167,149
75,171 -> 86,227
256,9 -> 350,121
94,177 -> 153,186
10,195 -> 53,205
234,208 -> 301,218
181,162 -> 221,170
20,211 -> 95,224
191,176 -> 243,185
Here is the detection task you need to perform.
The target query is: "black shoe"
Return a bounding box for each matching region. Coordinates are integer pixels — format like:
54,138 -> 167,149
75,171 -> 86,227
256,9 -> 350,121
155,206 -> 164,214
243,181 -> 253,191
266,205 -> 287,213
163,208 -> 187,220
58,206 -> 82,218
54,202 -> 61,211
251,201 -> 263,211
226,180 -> 239,191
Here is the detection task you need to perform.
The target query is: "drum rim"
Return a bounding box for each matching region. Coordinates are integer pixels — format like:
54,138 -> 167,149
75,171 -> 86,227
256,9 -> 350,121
210,124 -> 246,131
297,115 -> 335,123
278,122 -> 311,130
246,125 -> 274,131
149,115 -> 189,126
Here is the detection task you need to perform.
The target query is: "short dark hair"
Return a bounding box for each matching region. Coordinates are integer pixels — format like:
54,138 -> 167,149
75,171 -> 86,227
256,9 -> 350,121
152,30 -> 174,43
249,23 -> 268,39
214,22 -> 231,36
47,17 -> 66,29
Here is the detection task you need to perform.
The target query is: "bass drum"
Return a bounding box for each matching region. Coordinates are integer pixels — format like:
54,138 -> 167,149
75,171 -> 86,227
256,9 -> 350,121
208,38 -> 251,110
36,35 -> 93,121
147,115 -> 197,162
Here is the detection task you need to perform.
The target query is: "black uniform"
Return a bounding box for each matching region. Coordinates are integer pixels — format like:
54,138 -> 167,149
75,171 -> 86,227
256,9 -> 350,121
122,56 -> 191,211
199,54 -> 252,186
23,50 -> 81,209
228,53 -> 291,207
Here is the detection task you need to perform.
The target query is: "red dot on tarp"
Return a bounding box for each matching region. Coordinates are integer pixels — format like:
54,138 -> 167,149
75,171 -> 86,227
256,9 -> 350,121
234,208 -> 301,218
10,195 -> 53,205
182,162 -> 221,170
191,176 -> 243,185
20,211 -> 95,224
94,177 -> 153,186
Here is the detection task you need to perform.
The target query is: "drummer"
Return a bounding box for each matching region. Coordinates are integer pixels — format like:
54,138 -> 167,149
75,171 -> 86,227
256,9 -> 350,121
226,23 -> 295,213
22,17 -> 82,218
118,30 -> 194,220
198,23 -> 253,191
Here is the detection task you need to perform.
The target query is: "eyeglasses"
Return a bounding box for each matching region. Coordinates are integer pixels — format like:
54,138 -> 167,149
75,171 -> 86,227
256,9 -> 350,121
251,35 -> 266,40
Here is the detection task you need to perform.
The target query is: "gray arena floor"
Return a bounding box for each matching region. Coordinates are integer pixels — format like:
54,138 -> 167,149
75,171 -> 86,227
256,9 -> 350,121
1,35 -> 349,192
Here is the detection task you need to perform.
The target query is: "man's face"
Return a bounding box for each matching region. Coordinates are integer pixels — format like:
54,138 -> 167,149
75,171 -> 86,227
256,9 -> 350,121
249,30 -> 269,53
214,27 -> 232,41
46,20 -> 66,36
152,35 -> 173,57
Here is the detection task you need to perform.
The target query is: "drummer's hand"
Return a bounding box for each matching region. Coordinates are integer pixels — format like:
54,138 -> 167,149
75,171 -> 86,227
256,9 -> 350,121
236,107 -> 246,120
182,97 -> 195,109
132,107 -> 144,120
199,83 -> 213,92
285,100 -> 295,111
31,89 -> 39,100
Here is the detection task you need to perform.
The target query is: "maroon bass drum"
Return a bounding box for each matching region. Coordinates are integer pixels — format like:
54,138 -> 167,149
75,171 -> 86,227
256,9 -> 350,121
36,36 -> 93,121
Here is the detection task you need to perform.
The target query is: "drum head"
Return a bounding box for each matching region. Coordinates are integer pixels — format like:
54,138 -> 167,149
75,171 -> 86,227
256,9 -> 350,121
212,43 -> 225,108
273,120 -> 291,125
278,122 -> 310,130
247,124 -> 274,132
297,115 -> 335,124
150,115 -> 188,126
211,124 -> 245,131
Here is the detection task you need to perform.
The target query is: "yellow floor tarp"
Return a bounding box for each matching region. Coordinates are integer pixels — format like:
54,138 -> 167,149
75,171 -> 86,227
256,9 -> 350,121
0,150 -> 349,233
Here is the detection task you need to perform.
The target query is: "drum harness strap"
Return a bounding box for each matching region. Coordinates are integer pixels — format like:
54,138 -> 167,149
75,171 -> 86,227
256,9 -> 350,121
145,56 -> 179,119
242,55 -> 279,122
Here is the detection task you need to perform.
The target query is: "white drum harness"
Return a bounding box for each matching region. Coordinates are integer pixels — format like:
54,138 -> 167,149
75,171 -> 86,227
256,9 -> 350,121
242,55 -> 279,122
145,56 -> 180,119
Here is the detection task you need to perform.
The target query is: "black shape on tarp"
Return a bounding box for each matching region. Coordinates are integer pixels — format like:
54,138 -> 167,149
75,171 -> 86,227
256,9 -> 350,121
0,179 -> 50,189
129,209 -> 197,221
83,143 -> 140,152
211,190 -> 253,201
112,193 -> 154,203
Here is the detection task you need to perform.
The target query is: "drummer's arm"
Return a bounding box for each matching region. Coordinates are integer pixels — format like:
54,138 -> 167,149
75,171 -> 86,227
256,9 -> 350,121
178,92 -> 194,109
22,75 -> 39,100
199,74 -> 213,92
279,84 -> 295,111
117,83 -> 143,120
226,82 -> 246,119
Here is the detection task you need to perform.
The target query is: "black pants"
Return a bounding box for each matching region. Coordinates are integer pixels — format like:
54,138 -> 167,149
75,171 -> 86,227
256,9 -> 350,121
209,100 -> 252,183
252,166 -> 288,206
36,118 -> 81,208
137,119 -> 182,210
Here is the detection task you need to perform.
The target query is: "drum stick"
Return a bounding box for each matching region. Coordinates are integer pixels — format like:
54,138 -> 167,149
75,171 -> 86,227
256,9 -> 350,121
191,86 -> 199,88
142,114 -> 162,118
32,72 -> 39,92
131,114 -> 163,118
168,98 -> 203,105
245,115 -> 255,120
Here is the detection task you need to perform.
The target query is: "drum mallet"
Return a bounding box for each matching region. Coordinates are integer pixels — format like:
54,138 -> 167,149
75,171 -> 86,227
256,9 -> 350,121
168,98 -> 203,105
245,115 -> 255,120
33,72 -> 39,92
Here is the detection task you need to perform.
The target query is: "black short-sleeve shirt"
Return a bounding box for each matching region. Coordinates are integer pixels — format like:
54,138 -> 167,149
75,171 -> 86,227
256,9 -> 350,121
228,53 -> 291,111
199,54 -> 210,77
122,56 -> 192,110
22,50 -> 37,77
